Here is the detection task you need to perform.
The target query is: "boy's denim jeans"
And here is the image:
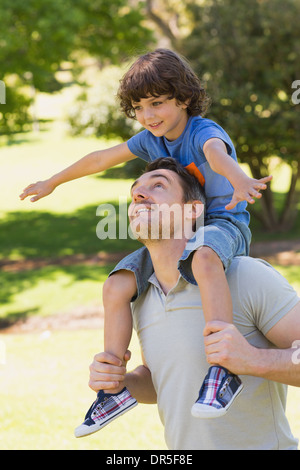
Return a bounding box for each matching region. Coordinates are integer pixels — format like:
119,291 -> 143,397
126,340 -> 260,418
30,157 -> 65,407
109,215 -> 251,300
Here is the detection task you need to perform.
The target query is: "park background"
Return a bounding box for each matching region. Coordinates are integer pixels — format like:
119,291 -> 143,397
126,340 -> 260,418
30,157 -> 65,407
0,0 -> 299,450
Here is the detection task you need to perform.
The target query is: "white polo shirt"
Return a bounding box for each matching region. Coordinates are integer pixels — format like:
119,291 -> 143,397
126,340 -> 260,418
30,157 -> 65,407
131,256 -> 299,450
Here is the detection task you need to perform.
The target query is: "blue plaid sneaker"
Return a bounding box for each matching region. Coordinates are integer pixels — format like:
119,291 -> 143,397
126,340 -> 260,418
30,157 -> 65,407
191,366 -> 243,418
74,387 -> 138,438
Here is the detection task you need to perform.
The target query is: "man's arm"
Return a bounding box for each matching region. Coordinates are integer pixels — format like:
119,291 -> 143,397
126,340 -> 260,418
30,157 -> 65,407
125,363 -> 157,404
203,138 -> 272,210
258,301 -> 300,385
20,142 -> 136,202
89,350 -> 157,404
203,301 -> 300,387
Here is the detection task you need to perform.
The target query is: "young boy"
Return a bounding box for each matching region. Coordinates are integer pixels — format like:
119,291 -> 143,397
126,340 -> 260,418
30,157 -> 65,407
20,49 -> 272,436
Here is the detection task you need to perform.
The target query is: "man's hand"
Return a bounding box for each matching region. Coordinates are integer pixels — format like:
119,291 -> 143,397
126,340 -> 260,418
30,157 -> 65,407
89,350 -> 131,393
19,179 -> 56,202
203,321 -> 259,375
225,175 -> 273,210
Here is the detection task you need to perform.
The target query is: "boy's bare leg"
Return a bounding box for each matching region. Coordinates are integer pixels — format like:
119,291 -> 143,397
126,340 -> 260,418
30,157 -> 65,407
191,246 -> 233,326
102,270 -> 137,393
191,247 -> 243,418
74,269 -> 138,437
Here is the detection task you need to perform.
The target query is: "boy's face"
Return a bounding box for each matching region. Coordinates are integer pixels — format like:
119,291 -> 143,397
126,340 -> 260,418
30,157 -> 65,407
132,95 -> 189,141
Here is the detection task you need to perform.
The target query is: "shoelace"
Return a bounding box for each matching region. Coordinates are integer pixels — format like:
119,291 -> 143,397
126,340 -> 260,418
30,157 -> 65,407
219,377 -> 231,398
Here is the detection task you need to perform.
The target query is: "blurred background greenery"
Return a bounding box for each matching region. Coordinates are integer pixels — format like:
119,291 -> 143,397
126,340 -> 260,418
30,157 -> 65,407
0,0 -> 299,450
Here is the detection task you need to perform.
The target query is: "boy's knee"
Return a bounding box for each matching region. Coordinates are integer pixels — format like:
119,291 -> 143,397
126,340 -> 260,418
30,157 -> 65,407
194,246 -> 219,263
192,246 -> 223,274
103,270 -> 137,303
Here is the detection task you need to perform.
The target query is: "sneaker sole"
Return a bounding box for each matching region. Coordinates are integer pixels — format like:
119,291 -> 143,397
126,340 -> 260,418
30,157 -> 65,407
191,383 -> 244,419
74,399 -> 138,438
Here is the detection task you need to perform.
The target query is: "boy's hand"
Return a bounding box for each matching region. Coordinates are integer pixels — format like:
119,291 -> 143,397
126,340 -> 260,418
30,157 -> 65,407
225,175 -> 272,210
19,179 -> 56,202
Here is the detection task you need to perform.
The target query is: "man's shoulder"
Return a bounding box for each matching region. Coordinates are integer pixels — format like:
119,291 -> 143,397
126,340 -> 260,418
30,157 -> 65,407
229,256 -> 271,271
227,256 -> 279,286
227,256 -> 295,297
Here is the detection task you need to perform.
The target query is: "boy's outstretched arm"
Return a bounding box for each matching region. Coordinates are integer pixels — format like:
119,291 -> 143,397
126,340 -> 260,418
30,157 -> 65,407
19,142 -> 136,202
203,138 -> 272,210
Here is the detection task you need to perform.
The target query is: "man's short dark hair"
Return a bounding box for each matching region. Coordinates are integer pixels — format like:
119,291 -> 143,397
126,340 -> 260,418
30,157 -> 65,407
144,157 -> 206,206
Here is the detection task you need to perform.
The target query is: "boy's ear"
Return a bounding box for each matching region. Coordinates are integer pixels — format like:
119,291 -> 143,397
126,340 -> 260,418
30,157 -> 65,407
176,98 -> 190,110
182,98 -> 191,109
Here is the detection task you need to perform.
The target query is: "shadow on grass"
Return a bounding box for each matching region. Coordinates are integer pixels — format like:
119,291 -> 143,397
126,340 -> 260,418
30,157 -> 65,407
0,263 -> 114,329
0,202 -> 141,329
0,202 -> 140,260
0,308 -> 39,329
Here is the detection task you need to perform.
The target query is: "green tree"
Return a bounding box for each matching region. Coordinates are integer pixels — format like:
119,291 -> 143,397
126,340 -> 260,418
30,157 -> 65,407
0,0 -> 153,135
145,0 -> 300,232
182,0 -> 300,231
67,65 -> 142,141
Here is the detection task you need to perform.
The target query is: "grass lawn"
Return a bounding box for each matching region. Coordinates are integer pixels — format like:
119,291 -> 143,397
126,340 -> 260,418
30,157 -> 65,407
0,123 -> 141,325
0,330 -> 167,450
0,328 -> 299,450
0,264 -> 112,326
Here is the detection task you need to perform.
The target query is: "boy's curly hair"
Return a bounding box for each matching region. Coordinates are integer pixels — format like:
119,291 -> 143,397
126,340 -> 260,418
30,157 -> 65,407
117,49 -> 210,119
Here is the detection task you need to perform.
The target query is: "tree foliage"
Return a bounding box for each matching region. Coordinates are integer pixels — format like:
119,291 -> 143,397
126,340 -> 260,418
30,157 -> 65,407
0,0 -> 153,134
67,65 -> 142,140
182,0 -> 300,231
146,0 -> 300,231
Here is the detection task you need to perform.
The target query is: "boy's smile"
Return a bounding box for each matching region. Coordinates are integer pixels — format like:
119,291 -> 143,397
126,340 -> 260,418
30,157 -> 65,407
132,95 -> 189,141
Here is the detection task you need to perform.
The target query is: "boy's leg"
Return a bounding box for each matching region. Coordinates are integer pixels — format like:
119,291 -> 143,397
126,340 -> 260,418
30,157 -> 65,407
190,246 -> 243,418
191,246 -> 233,324
75,270 -> 138,438
103,270 -> 137,393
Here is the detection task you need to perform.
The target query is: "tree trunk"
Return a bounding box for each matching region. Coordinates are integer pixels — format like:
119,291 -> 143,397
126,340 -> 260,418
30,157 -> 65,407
247,158 -> 279,231
279,160 -> 300,230
247,157 -> 300,232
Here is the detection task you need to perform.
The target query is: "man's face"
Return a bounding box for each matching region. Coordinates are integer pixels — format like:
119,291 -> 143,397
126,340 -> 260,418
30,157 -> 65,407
128,169 -> 195,242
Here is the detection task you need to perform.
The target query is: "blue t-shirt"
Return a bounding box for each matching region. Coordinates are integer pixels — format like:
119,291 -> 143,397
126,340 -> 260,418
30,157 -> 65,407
127,116 -> 250,226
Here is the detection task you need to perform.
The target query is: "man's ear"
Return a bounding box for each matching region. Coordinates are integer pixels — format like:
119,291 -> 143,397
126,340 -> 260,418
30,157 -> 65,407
185,200 -> 204,219
193,201 -> 204,218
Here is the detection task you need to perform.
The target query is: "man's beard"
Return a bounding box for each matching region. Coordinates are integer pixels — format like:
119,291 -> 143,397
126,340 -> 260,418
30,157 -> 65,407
129,204 -> 187,243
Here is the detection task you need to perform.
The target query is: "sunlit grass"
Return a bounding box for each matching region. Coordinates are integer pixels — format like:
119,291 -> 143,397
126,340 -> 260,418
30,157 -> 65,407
1,123 -> 133,214
0,330 -> 166,450
0,264 -> 113,324
0,328 -> 298,450
275,265 -> 300,295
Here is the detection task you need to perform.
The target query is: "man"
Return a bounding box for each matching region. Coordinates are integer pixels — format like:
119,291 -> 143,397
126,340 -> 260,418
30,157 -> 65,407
89,158 -> 300,450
